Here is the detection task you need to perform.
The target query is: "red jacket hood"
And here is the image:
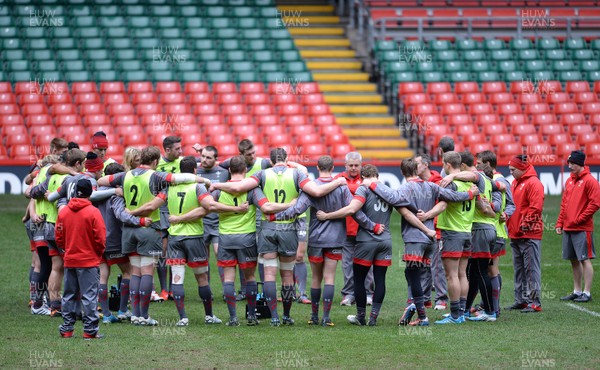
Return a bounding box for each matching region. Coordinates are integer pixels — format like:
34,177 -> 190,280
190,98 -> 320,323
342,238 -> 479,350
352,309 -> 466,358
570,166 -> 591,182
68,198 -> 92,212
517,165 -> 538,182
428,170 -> 442,184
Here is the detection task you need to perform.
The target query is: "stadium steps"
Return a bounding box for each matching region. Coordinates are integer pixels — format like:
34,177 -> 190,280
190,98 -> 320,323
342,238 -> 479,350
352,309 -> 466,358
280,3 -> 411,160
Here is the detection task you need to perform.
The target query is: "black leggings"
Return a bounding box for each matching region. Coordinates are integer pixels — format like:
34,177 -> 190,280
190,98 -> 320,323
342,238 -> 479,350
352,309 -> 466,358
34,246 -> 52,304
466,258 -> 493,313
353,264 -> 388,308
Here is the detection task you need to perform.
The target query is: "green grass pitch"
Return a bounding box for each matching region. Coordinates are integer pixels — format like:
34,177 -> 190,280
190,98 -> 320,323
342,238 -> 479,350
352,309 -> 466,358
1,194 -> 599,368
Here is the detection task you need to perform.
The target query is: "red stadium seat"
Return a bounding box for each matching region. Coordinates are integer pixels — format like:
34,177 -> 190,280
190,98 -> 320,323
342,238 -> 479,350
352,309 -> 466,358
193,103 -> 218,115
296,82 -> 320,94
104,93 -> 129,105
296,133 -> 320,146
517,93 -> 541,105
461,92 -> 485,104
79,104 -> 106,118
463,133 -> 485,146
262,125 -> 282,137
474,113 -> 500,125
122,133 -> 148,146
428,124 -> 451,140
233,125 -> 258,138
229,114 -> 252,126
164,104 -> 191,115
72,82 -> 97,94
255,115 -> 279,126
6,134 -> 30,146
0,93 -> 16,104
10,144 -> 32,159
412,104 -> 437,115
320,125 -> 342,136
582,102 -> 600,115
331,143 -> 353,159
553,102 -> 578,115
556,143 -> 581,158
538,80 -> 562,94
488,92 -> 514,105
184,82 -> 209,94
548,133 -> 570,146
74,93 -> 101,105
58,125 -> 86,137
434,93 -> 459,105
47,93 -> 73,105
31,124 -> 56,138
160,92 -> 186,105
33,133 -> 55,147
483,124 -> 507,135
403,93 -> 430,106
245,93 -> 269,105
26,114 -> 53,126
2,124 -> 28,136
22,104 -> 48,116
510,80 -> 534,95
268,133 -> 291,147
0,114 -> 23,125
113,115 -> 138,126
239,82 -> 265,94
455,82 -> 479,95
218,143 -> 241,158
55,114 -> 80,126
462,9 -> 489,27
128,82 -> 153,94
469,103 -> 493,115
290,125 -> 316,137
19,93 -> 44,105
197,115 -> 225,126
498,103 -> 522,115
131,92 -> 158,105
589,113 -> 600,126
482,82 -> 507,94
84,114 -> 110,126
284,115 -> 308,126
108,103 -> 135,116
222,104 -> 245,116
519,134 -> 542,144
325,133 -> 349,146
456,124 -> 477,137
498,143 -> 524,158
427,82 -> 452,95
188,93 -> 212,105
136,103 -> 162,116
0,82 -> 13,93
398,82 -> 424,94
512,124 -> 536,135
304,143 -> 327,159
15,81 -> 40,95
421,114 -> 443,126
576,132 -> 600,145
212,82 -> 237,94
156,82 -> 181,94
447,114 -> 471,126
216,93 -> 242,105
51,104 -> 77,116
87,124 -> 115,136
532,113 -> 557,126
569,124 -> 594,135
525,103 -> 550,115
179,133 -> 204,147
566,81 -> 590,93
504,113 -> 527,126
251,105 -> 275,116
574,92 -> 597,104
279,104 -> 303,116
313,114 -> 336,126
585,142 -> 600,159
307,105 -> 330,117
546,92 -> 570,105
469,142 -> 494,154
63,133 -> 87,144
300,93 -> 325,105
559,113 -> 586,125
99,82 -> 126,94
273,94 -> 298,105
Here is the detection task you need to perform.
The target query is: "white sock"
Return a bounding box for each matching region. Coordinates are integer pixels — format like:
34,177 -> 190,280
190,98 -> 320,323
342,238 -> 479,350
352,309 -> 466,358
575,290 -> 583,295
583,291 -> 591,296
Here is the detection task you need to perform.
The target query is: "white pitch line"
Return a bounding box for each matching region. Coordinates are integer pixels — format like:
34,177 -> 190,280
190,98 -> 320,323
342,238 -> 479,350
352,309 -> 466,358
566,303 -> 600,318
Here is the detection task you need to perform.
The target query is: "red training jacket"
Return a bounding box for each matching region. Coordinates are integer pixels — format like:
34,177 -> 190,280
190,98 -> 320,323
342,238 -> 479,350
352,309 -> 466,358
56,198 -> 106,268
508,165 -> 544,240
556,166 -> 600,232
334,171 -> 362,236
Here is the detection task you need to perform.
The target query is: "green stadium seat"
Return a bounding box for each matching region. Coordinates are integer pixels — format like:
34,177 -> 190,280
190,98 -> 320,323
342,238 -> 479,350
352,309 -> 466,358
573,49 -> 594,61
532,71 -> 555,80
23,27 -> 46,38
560,71 -> 583,81
552,60 -> 576,72
216,28 -> 238,39
0,27 -> 17,38
151,71 -> 176,81
133,28 -> 154,39
125,5 -> 145,16
255,0 -> 275,6
57,49 -> 82,60
11,71 -> 32,81
524,60 -> 547,72
91,60 -> 115,71
449,71 -> 470,82
70,5 -> 91,16
65,71 -> 92,81
231,61 -> 254,72
159,28 -> 183,39
224,50 -> 246,61
206,6 -> 227,17
378,51 -> 400,62
15,5 -> 34,16
8,60 -> 30,71
86,49 -> 111,61
477,71 -> 501,82
591,39 -> 600,52
175,61 -> 198,71
289,72 -> 312,82
180,6 -> 200,17
510,38 -> 533,50
97,70 -> 119,81
497,60 -> 517,73
421,72 -> 444,82
402,40 -> 425,51
267,29 -> 290,39
462,49 -> 486,62
285,61 -> 308,72
193,39 -> 216,50
203,61 -> 225,71
150,5 -> 174,16
157,17 -> 178,28
429,40 -> 450,51
237,71 -> 259,82
233,7 -> 254,18
416,62 -> 435,73
100,16 -> 125,28
98,5 -> 119,16
262,72 -> 286,82
246,39 -> 268,51
107,28 -> 129,38
518,49 -> 539,61
259,62 -> 279,72
586,71 -> 600,81
390,72 -> 417,83
206,71 -> 232,83
504,71 -> 525,81
120,60 -> 144,71
443,61 -> 465,72
239,19 -> 259,29
180,71 -> 204,81
77,27 -> 101,38
5,50 -> 26,60
435,50 -> 459,62
28,39 -> 50,50
114,49 -> 137,60
384,62 -> 411,73
537,38 -> 559,50
580,60 -> 600,72
564,38 -> 586,50
122,71 -> 149,81
545,49 -> 567,60
280,50 -> 300,62
187,28 -> 210,39
129,16 -> 152,28
40,71 -> 62,81
262,18 -> 281,29
470,60 -> 491,72
253,50 -> 275,62
0,16 -> 10,27
259,7 -> 277,17
30,50 -> 53,60
2,38 -> 21,50
198,50 -> 219,61
37,60 -> 58,72
62,60 -> 86,72
52,28 -> 72,38
274,39 -> 295,51
83,38 -> 104,49
483,39 -> 505,50
375,40 -> 398,52
456,39 -> 480,51
221,39 -> 241,50
110,38 -> 135,49
489,49 -> 511,62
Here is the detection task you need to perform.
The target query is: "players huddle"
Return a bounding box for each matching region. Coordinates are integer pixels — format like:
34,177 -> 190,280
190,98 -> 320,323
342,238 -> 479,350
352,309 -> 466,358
22,133 -> 599,338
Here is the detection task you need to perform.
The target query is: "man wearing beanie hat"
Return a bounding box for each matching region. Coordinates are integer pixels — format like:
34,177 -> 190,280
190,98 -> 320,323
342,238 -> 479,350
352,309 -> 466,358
506,154 -> 545,313
90,131 -> 117,175
56,178 -> 106,339
557,150 -> 600,303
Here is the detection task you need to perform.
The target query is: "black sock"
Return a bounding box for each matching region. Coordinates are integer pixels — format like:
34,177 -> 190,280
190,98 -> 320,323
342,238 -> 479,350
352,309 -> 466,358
322,284 -> 334,320
198,285 -> 213,317
450,300 -> 460,319
353,263 -> 370,310
310,287 -> 321,318
281,283 -> 295,317
264,281 -> 278,319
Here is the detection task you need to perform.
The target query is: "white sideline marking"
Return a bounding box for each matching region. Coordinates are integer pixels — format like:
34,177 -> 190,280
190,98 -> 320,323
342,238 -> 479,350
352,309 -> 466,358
566,303 -> 600,318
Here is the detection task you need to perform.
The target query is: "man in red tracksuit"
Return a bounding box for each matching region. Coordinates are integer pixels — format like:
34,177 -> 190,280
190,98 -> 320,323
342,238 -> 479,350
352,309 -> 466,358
556,150 -> 600,303
506,155 -> 545,313
335,152 -> 374,306
56,179 -> 106,339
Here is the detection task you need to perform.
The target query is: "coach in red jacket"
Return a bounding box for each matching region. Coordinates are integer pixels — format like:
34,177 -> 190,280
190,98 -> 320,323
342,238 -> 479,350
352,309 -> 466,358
506,155 -> 545,313
556,150 -> 600,303
56,178 -> 106,339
